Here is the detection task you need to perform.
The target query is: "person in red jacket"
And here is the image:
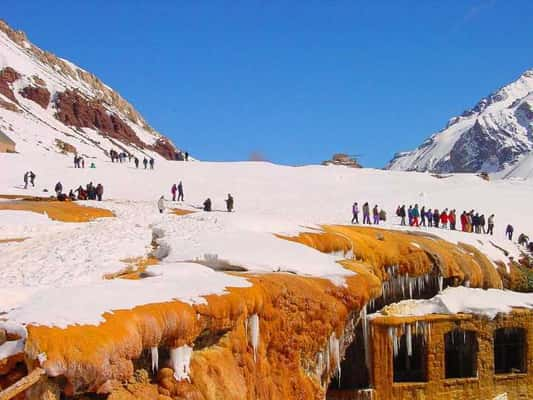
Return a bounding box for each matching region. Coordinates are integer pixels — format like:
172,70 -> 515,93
440,209 -> 449,229
449,209 -> 456,230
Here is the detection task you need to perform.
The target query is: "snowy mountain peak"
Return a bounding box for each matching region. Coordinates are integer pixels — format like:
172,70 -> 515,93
387,69 -> 533,178
0,19 -> 182,161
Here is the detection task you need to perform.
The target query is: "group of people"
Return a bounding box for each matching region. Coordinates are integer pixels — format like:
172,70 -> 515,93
157,191 -> 234,214
518,233 -> 533,252
109,149 -> 130,163
23,171 -> 36,189
395,204 -> 496,235
54,181 -> 104,201
351,202 -> 386,225
202,194 -> 234,212
170,182 -> 184,201
134,157 -> 154,170
73,155 -> 85,168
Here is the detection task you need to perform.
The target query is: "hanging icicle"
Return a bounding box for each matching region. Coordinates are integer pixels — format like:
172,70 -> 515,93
329,332 -> 341,382
170,345 -> 193,382
151,346 -> 159,374
248,314 -> 260,362
438,276 -> 444,292
406,324 -> 413,357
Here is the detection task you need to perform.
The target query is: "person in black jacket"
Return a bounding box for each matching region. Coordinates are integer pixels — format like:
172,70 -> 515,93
54,181 -> 63,197
203,198 -> 212,212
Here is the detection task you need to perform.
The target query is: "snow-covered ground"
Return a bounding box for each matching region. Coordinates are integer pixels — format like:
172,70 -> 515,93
1,151 -> 533,329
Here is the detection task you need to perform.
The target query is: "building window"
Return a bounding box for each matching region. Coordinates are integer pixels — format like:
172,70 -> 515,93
393,329 -> 427,382
444,329 -> 478,379
494,328 -> 527,374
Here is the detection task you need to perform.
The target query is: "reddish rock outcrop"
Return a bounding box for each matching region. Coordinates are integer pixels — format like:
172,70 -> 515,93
0,67 -> 21,103
54,90 -> 176,159
20,85 -> 50,109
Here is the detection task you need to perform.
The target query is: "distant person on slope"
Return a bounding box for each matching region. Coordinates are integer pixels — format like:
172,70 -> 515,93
449,209 -> 456,230
506,224 -> 514,241
134,157 -> 139,168
177,181 -> 184,202
379,208 -> 387,222
226,194 -> 234,212
433,209 -> 439,228
149,158 -> 155,169
96,184 -> 104,201
54,181 -> 63,197
24,172 -> 29,189
352,202 -> 359,224
411,204 -> 420,227
372,205 -> 380,225
487,214 -> 495,235
420,206 -> 426,227
426,208 -> 433,227
203,198 -> 212,212
440,209 -> 448,229
171,184 -> 177,201
29,171 -> 35,187
399,205 -> 406,226
157,196 -> 165,214
143,158 -> 148,169
362,202 -> 371,224
407,205 -> 413,226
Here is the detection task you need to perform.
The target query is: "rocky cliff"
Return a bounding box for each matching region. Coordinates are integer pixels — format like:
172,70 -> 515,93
0,20 -> 181,160
387,70 -> 533,177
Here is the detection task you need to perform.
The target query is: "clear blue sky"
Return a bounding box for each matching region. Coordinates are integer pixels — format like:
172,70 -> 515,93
4,1 -> 533,166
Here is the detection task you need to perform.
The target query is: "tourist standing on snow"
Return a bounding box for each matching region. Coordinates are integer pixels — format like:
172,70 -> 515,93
449,209 -> 456,230
226,194 -> 234,212
24,172 -> 29,189
29,171 -> 35,187
407,205 -> 413,226
157,196 -> 165,214
399,205 -> 406,226
426,208 -> 433,227
411,204 -> 420,227
362,202 -> 371,224
420,206 -> 426,227
440,209 -> 448,229
203,198 -> 212,212
134,157 -> 139,168
379,208 -> 387,222
433,209 -> 439,228
171,183 -> 177,201
143,158 -> 148,169
372,205 -> 380,225
96,184 -> 104,201
54,181 -> 63,197
177,181 -> 184,202
149,158 -> 155,169
351,202 -> 359,224
487,214 -> 495,235
480,214 -> 486,234
506,224 -> 514,240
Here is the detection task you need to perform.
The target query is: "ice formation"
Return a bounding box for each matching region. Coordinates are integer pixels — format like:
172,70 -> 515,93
248,313 -> 260,362
170,345 -> 192,382
151,346 -> 159,374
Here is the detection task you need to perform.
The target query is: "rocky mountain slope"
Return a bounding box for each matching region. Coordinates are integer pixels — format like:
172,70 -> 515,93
0,20 -> 181,161
387,70 -> 533,177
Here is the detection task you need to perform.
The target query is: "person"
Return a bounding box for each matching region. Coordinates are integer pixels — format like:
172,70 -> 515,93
185,152 -> 189,161
449,209 -> 456,230
528,241 -> 533,253
157,196 -> 165,214
177,181 -> 184,202
379,208 -> 387,222
351,202 -> 359,224
420,206 -> 426,227
54,181 -> 63,197
474,213 -> 482,234
440,210 -> 448,229
433,209 -> 440,229
74,155 -> 78,168
96,184 -> 104,201
412,204 -> 420,227
203,198 -> 212,212
68,189 -> 76,201
90,162 -> 96,168
460,211 -> 467,232
518,233 -> 529,247
426,208 -> 433,227
506,224 -> 514,241
480,214 -> 486,234
487,214 -> 495,235
171,184 -> 177,202
81,158 -> 85,168
399,205 -> 406,226
24,172 -> 29,189
407,205 -> 413,226
143,158 -> 148,169
149,158 -> 155,169
372,205 -> 380,225
225,194 -> 234,212
134,157 -> 139,168
362,202 -> 371,225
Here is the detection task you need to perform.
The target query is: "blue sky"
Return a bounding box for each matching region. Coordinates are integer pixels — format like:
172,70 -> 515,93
3,1 -> 533,166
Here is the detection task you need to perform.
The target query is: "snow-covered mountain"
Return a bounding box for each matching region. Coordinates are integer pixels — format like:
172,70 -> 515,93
0,20 -> 182,161
386,70 -> 533,178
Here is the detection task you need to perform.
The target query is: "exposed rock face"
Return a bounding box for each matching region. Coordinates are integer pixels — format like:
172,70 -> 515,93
20,85 -> 50,109
0,19 -> 184,160
0,66 -> 20,103
322,153 -> 362,168
54,138 -> 76,154
387,69 -> 533,176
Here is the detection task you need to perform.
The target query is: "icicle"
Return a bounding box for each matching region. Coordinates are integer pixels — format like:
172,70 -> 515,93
361,305 -> 371,373
151,346 -> 159,374
406,324 -> 413,357
248,314 -> 260,362
408,276 -> 413,299
329,332 -> 341,381
392,328 -> 398,357
170,345 -> 193,382
438,276 -> 444,292
316,352 -> 324,378
464,280 -> 470,288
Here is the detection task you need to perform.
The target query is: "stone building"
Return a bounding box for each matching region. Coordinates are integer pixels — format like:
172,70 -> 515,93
328,309 -> 533,400
0,131 -> 15,152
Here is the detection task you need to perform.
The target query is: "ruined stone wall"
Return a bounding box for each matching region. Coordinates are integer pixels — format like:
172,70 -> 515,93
371,311 -> 533,400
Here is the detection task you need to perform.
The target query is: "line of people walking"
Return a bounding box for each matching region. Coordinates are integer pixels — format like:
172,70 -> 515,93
351,202 -> 386,225
23,171 -> 36,189
54,181 -> 104,201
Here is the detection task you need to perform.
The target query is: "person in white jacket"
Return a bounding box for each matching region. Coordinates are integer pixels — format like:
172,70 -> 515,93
157,196 -> 165,214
